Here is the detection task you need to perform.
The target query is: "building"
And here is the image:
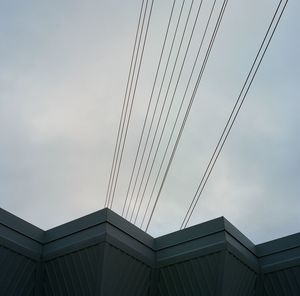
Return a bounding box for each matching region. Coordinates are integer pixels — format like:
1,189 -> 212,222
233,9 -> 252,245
0,207 -> 299,295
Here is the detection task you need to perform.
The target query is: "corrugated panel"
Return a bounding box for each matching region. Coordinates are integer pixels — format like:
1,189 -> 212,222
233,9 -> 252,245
222,252 -> 257,296
43,243 -> 104,296
157,251 -> 223,296
0,245 -> 37,296
1,208 -> 299,295
263,266 -> 300,296
101,243 -> 152,296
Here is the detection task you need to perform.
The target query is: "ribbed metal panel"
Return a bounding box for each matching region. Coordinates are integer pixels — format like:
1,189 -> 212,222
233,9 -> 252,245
43,243 -> 104,296
157,251 -> 223,296
222,252 -> 257,296
101,243 -> 152,296
263,266 -> 300,296
1,208 -> 299,295
0,245 -> 37,296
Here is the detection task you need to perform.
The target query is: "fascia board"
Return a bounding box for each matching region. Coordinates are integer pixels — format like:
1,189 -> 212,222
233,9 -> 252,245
223,217 -> 256,255
225,232 -> 259,272
154,217 -> 225,251
42,223 -> 107,261
0,224 -> 42,261
0,207 -> 44,243
256,232 -> 300,257
106,223 -> 155,267
44,209 -> 108,243
259,246 -> 300,273
156,231 -> 227,267
106,209 -> 154,249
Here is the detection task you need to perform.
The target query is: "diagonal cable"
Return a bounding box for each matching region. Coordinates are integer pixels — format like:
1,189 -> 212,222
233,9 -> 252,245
124,0 -> 187,219
128,0 -> 196,222
145,0 -> 229,232
181,0 -> 288,229
121,0 -> 177,216
109,0 -> 155,208
107,0 -> 150,207
140,0 -> 217,228
133,0 -> 207,225
105,0 -> 146,207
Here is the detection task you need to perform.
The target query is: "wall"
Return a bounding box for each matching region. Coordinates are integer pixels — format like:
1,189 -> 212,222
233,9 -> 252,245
0,207 -> 299,295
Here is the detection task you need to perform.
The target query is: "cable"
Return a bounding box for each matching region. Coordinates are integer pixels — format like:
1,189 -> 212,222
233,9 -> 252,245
133,0 -> 206,225
121,0 -> 177,217
109,0 -> 155,209
129,0 -> 196,222
145,0 -> 229,232
140,0 -> 217,228
181,0 -> 288,229
181,0 -> 287,229
106,0 -> 150,208
105,0 -> 146,207
124,0 -> 187,219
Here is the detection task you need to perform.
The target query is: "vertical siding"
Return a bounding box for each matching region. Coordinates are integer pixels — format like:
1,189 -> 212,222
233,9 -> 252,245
222,252 -> 257,296
1,209 -> 299,295
263,265 -> 300,296
0,245 -> 38,296
43,243 -> 104,296
157,252 -> 223,296
101,243 -> 152,296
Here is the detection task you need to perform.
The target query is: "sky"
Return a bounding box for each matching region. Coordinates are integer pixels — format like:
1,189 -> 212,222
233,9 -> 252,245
0,0 -> 299,244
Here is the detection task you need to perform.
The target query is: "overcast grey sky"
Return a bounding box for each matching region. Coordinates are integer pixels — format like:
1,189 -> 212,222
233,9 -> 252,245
0,0 -> 299,244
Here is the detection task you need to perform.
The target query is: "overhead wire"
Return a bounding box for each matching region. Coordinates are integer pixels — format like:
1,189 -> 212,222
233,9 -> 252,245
106,0 -> 149,208
133,0 -> 207,225
129,0 -> 197,222
104,0 -> 146,208
121,0 -> 177,217
181,0 -> 288,229
145,0 -> 229,232
124,0 -> 187,219
140,0 -> 217,228
108,0 -> 155,209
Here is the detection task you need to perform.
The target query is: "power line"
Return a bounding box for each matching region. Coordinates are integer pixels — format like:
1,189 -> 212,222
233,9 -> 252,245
108,0 -> 155,209
121,0 -> 177,217
124,0 -> 187,219
105,0 -> 146,208
181,0 -> 288,229
133,0 -> 207,225
106,0 -> 149,207
129,0 -> 196,222
145,0 -> 229,232
140,0 -> 217,228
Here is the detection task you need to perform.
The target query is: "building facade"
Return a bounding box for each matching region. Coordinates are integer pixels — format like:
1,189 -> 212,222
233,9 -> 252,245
0,208 -> 299,295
